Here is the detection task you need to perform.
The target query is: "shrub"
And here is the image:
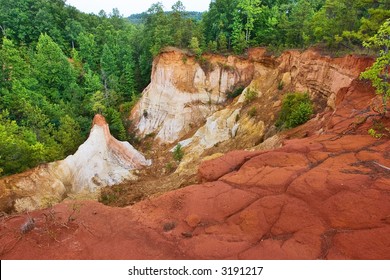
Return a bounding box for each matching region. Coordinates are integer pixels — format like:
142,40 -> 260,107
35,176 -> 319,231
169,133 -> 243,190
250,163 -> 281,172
248,106 -> 258,118
227,86 -> 245,99
173,144 -> 184,162
368,128 -> 383,139
276,92 -> 313,129
245,89 -> 257,103
368,120 -> 389,138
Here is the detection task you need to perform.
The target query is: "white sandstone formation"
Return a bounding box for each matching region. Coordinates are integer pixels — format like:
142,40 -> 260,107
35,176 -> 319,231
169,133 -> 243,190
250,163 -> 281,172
131,48 -> 253,143
1,114 -> 151,212
63,114 -> 151,193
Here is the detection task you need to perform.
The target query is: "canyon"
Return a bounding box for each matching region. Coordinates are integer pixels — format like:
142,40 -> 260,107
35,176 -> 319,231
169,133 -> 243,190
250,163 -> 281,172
0,48 -> 389,259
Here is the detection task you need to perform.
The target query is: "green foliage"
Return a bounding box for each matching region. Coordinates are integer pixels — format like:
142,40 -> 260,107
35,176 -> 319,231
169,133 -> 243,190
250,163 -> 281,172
360,19 -> 390,115
217,33 -> 228,53
368,120 -> 389,138
104,108 -> 127,141
227,86 -> 245,99
173,144 -> 184,162
53,115 -> 84,156
34,34 -> 76,100
282,0 -> 315,48
232,10 -> 247,54
276,93 -> 314,129
189,37 -> 202,57
368,128 -> 383,139
0,111 -> 46,175
237,0 -> 263,43
201,0 -> 389,52
99,192 -> 118,205
245,89 -> 257,103
207,40 -> 218,53
202,0 -> 238,51
0,6 -> 144,176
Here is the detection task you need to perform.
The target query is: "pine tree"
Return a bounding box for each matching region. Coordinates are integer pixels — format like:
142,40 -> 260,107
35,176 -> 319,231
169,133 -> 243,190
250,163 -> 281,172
34,33 -> 75,101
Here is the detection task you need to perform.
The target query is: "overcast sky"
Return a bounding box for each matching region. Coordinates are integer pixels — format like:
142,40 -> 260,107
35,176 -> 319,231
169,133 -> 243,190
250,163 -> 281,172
66,0 -> 211,16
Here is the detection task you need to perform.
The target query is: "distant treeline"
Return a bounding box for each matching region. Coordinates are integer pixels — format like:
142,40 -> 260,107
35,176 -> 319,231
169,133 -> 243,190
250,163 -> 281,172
128,11 -> 203,25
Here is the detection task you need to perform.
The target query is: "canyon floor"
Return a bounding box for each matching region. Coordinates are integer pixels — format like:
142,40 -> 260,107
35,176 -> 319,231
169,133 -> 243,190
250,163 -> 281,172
1,74 -> 389,259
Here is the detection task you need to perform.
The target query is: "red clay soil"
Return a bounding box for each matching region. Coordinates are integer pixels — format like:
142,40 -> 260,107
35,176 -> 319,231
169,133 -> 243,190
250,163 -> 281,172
1,81 -> 390,260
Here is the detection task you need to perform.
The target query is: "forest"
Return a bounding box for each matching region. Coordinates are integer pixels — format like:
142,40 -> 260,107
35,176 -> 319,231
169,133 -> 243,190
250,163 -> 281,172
0,0 -> 389,176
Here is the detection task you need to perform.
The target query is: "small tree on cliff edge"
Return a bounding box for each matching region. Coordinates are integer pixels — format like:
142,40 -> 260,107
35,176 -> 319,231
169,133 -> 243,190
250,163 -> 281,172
360,19 -> 390,116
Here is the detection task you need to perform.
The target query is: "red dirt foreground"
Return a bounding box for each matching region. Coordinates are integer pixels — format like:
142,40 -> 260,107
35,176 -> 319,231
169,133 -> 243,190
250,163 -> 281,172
1,82 -> 390,260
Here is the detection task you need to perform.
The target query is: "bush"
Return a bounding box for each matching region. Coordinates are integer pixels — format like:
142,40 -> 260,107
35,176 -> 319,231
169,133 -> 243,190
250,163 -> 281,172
227,86 -> 245,99
276,92 -> 313,129
173,144 -> 184,162
245,89 -> 257,103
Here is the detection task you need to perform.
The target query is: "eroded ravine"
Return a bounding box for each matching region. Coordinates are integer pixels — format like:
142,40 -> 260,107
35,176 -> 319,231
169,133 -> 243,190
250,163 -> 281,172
1,48 -> 389,259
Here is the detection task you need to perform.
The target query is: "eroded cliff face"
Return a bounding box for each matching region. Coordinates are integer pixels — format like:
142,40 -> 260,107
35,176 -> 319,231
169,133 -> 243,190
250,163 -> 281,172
131,48 -> 254,143
132,48 -> 372,152
172,49 -> 373,173
0,115 -> 150,212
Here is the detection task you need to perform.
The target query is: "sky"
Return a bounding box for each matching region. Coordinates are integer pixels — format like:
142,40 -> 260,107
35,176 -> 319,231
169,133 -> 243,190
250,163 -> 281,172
65,0 -> 211,16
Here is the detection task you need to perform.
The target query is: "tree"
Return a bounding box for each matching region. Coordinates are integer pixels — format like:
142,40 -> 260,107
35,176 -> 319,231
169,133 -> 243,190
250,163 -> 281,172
360,19 -> 390,115
146,3 -> 174,56
65,19 -> 84,49
253,4 -> 282,47
309,0 -> 367,47
231,10 -> 247,53
0,37 -> 29,90
77,32 -> 99,70
284,0 -> 315,47
189,37 -> 202,57
54,115 -> 83,156
217,33 -> 228,52
202,0 -> 238,49
34,33 -> 75,101
238,0 -> 263,43
101,43 -> 117,79
343,0 -> 390,44
0,110 -> 47,175
104,107 -> 127,140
